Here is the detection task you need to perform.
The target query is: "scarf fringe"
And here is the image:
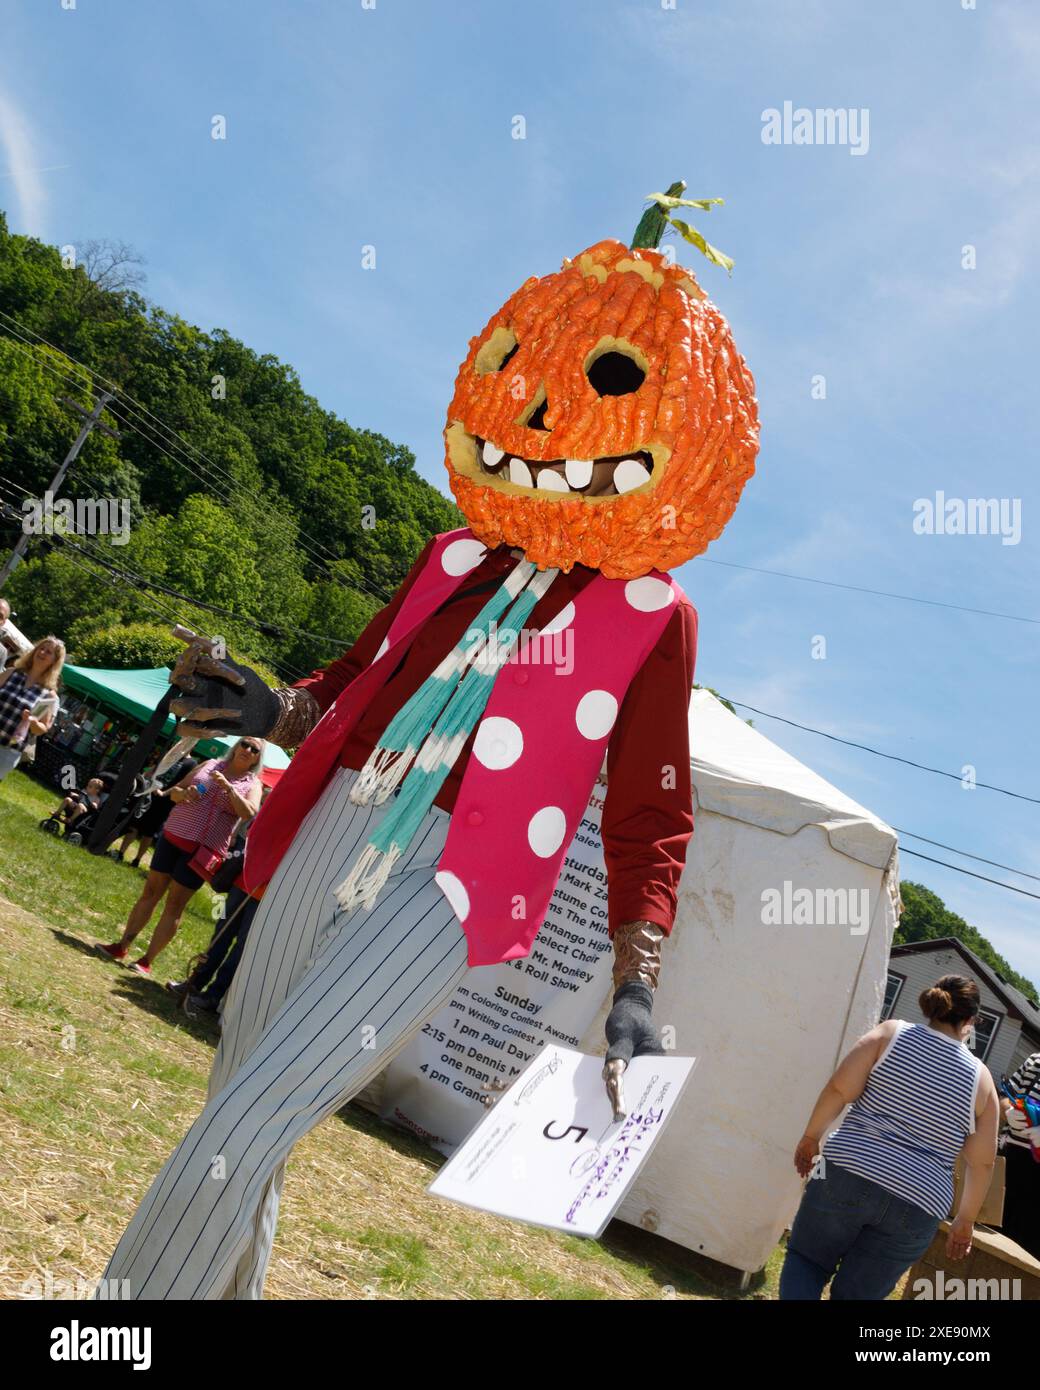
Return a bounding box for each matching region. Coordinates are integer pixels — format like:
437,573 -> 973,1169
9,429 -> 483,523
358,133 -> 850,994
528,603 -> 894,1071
337,559 -> 560,913
350,743 -> 415,805
333,841 -> 402,912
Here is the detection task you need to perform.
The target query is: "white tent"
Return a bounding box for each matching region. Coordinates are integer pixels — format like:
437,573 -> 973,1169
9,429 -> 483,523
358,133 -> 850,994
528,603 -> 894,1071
364,690 -> 899,1276
586,690 -> 899,1275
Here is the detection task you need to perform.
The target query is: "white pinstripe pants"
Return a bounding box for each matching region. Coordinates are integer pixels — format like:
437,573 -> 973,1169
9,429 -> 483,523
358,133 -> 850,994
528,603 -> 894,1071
99,767 -> 470,1300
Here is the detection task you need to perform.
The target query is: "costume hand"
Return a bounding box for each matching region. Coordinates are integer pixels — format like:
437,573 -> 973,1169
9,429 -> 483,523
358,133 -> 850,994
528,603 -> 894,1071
946,1216 -> 974,1261
168,628 -> 279,739
603,982 -> 664,1122
794,1134 -> 821,1179
1006,1106 -> 1031,1134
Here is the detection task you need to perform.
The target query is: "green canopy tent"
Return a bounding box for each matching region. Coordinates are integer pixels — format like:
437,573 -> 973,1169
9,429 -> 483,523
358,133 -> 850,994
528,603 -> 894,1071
60,665 -> 290,781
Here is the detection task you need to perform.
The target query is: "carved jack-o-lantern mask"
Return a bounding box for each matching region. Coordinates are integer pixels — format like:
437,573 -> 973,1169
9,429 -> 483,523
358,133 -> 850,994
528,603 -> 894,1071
444,203 -> 760,579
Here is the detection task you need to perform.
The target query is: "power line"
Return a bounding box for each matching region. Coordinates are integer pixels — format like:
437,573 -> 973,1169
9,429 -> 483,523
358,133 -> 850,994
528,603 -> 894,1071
68,540 -> 312,685
54,527 -> 342,656
0,312 -> 399,608
0,323 -> 391,611
0,469 -> 338,667
697,557 -> 1038,626
0,388 -> 117,589
5,307 -> 1034,627
893,829 -> 1040,884
100,396 -> 396,611
725,700 -> 1040,806
898,849 -> 1040,901
47,533 -> 311,686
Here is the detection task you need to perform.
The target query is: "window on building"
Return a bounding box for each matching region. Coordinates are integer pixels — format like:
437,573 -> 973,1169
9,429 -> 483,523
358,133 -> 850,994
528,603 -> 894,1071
882,972 -> 905,1020
969,1008 -> 1000,1062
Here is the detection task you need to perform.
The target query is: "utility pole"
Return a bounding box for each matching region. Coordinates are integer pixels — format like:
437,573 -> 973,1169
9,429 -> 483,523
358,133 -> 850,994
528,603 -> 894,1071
0,390 -> 121,590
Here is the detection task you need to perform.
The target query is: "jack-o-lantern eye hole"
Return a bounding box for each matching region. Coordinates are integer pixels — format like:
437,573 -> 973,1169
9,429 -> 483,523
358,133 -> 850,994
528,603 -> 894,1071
474,325 -> 519,376
584,342 -> 648,397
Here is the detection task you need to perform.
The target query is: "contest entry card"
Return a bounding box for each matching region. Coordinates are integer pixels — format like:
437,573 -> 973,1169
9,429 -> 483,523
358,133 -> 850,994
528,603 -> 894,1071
427,1044 -> 696,1237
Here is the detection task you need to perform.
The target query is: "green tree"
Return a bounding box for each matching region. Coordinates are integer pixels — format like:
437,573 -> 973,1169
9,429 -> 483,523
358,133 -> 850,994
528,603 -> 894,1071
897,881 -> 1038,1004
71,622 -> 183,669
0,208 -> 461,682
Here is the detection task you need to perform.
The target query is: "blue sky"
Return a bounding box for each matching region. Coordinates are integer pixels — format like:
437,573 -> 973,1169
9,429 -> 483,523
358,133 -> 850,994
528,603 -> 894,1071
2,0 -> 1038,985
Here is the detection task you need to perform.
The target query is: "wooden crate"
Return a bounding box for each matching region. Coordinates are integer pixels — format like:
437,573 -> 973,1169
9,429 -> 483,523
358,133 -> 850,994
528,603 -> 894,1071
903,1224 -> 1040,1301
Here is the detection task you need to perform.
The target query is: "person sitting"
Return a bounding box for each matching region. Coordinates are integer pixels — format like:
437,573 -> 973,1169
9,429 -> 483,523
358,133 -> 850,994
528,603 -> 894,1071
50,777 -> 108,831
779,974 -> 999,1300
94,739 -> 264,977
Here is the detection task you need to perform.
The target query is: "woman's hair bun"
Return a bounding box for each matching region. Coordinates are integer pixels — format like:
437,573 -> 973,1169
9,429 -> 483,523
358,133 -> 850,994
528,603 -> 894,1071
919,974 -> 980,1024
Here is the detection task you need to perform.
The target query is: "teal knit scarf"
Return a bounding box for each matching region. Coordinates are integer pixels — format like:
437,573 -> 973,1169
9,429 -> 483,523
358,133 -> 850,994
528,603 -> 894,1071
333,557 -> 559,912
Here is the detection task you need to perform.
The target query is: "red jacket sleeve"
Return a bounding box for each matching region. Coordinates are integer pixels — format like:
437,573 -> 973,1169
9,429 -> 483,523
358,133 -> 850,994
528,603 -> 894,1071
292,536 -> 437,714
601,597 -> 698,936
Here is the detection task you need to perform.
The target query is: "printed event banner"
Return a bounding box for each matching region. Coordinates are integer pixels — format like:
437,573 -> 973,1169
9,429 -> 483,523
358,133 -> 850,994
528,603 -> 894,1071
378,784 -> 616,1153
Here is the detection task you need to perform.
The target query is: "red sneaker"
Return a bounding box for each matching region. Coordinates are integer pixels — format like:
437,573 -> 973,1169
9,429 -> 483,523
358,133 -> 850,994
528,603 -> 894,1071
128,959 -> 152,977
95,941 -> 128,963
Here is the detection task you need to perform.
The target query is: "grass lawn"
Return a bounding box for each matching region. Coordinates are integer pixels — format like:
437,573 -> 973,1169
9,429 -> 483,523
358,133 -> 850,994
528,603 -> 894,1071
0,769 -> 784,1300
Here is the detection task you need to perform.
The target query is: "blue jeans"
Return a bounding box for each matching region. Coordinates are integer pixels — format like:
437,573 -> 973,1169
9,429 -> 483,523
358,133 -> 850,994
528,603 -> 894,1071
780,1160 -> 939,1300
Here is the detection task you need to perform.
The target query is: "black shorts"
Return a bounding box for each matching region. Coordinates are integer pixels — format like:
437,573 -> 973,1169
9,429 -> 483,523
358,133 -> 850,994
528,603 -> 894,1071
150,833 -> 206,891
136,795 -> 173,837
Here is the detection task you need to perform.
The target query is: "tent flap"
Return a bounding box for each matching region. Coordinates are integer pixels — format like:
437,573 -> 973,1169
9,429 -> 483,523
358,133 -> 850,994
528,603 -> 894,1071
690,691 -> 895,869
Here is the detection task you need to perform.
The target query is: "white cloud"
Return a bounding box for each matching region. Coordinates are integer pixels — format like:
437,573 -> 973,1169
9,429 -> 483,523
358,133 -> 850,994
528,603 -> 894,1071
0,92 -> 46,234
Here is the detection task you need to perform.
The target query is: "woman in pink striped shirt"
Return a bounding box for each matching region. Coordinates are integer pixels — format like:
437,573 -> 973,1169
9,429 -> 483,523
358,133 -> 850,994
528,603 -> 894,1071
96,738 -> 263,977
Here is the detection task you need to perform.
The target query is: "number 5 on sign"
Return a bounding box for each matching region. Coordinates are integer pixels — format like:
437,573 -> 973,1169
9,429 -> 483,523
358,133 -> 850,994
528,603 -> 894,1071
428,1044 -> 696,1237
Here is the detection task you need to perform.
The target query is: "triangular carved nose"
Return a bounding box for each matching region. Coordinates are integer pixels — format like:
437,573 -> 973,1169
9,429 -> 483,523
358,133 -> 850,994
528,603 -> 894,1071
526,397 -> 550,431
514,384 -> 552,433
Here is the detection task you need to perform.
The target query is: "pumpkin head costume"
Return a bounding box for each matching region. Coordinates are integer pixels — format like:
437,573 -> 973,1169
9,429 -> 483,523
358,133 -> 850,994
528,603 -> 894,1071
101,188 -> 758,1300
445,234 -> 757,580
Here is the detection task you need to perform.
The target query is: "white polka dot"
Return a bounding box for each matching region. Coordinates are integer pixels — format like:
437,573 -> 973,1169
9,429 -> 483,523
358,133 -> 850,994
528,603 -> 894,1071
435,870 -> 470,922
441,537 -> 487,576
527,805 -> 567,858
538,601 -> 575,636
473,715 -> 524,770
374,637 -> 390,661
575,689 -> 618,740
625,576 -> 674,613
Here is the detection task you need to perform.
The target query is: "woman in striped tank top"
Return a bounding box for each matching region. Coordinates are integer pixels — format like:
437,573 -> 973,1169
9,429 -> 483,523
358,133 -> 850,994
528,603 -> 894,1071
780,975 -> 999,1300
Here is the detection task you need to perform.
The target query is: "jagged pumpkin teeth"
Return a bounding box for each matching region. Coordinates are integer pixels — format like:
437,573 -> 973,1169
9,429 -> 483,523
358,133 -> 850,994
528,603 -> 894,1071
613,458 -> 652,494
482,441 -> 505,466
564,459 -> 593,488
509,458 -> 533,488
535,470 -> 570,493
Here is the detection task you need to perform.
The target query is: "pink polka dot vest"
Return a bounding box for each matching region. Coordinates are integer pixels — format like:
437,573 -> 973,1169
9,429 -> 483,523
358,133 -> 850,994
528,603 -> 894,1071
245,528 -> 686,966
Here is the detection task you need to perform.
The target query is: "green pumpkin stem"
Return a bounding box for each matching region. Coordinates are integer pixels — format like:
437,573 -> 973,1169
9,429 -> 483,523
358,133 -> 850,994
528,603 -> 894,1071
630,180 -> 686,249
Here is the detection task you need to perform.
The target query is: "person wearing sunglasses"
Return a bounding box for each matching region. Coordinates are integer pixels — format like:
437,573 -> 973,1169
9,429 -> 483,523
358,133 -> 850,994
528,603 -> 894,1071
96,738 -> 264,976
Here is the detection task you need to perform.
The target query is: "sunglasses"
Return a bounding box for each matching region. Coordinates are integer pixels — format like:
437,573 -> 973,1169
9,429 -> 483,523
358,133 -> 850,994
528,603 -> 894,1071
240,743 -> 261,755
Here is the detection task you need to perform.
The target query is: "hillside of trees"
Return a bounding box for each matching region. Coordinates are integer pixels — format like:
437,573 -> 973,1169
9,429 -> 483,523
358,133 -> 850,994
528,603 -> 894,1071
0,211 -> 461,685
897,880 -> 1037,1004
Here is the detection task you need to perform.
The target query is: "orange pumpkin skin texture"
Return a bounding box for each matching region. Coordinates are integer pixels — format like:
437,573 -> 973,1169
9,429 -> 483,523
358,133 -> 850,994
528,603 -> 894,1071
444,238 -> 760,579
